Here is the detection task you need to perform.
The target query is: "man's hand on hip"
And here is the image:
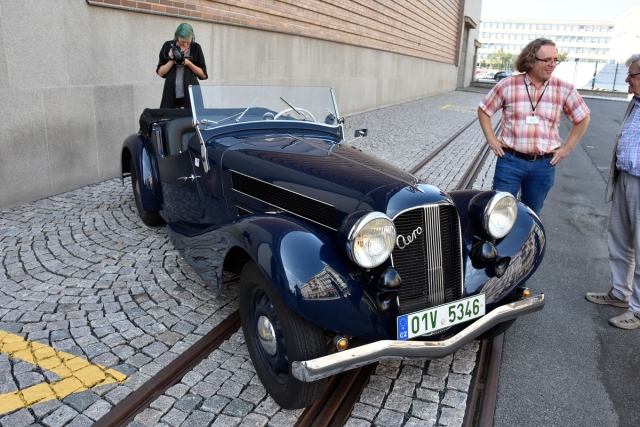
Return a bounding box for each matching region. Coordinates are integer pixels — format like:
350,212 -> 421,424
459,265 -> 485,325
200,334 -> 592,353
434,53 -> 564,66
550,145 -> 572,165
488,137 -> 506,157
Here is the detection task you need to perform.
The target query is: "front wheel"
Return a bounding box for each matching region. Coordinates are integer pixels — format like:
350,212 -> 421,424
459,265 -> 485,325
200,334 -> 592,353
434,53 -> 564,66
239,262 -> 327,409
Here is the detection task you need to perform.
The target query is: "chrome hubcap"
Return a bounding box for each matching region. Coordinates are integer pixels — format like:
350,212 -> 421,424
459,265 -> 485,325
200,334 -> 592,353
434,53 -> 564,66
257,315 -> 277,356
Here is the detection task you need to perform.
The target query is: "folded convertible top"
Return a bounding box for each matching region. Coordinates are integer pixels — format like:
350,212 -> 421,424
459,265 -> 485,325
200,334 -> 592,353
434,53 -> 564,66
139,108 -> 192,137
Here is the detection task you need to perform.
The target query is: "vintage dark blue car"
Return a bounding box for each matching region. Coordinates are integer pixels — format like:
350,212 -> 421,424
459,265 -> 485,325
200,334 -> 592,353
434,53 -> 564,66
121,86 -> 546,409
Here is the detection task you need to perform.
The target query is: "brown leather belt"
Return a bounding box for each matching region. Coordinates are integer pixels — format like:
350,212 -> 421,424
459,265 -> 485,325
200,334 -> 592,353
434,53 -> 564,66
503,147 -> 554,161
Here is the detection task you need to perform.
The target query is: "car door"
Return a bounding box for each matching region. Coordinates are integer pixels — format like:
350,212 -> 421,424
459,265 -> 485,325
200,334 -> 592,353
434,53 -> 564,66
151,124 -> 206,226
188,132 -> 240,225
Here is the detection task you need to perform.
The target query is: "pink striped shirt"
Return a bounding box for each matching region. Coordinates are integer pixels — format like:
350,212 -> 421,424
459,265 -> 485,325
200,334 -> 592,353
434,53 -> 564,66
479,73 -> 590,154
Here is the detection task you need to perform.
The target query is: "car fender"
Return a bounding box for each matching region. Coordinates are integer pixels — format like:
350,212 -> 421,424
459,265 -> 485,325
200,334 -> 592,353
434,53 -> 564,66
448,190 -> 546,306
167,215 -> 388,339
121,133 -> 159,212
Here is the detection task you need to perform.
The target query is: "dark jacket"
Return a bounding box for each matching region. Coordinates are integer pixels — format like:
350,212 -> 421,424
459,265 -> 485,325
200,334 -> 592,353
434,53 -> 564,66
157,40 -> 208,108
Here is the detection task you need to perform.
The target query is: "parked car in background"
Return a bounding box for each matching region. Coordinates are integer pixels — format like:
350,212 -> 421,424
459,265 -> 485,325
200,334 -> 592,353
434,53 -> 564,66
477,71 -> 495,80
121,85 -> 546,409
494,71 -> 514,81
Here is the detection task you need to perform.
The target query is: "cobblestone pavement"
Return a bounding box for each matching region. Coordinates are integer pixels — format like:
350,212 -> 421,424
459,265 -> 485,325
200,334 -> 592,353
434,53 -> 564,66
0,90 -> 498,427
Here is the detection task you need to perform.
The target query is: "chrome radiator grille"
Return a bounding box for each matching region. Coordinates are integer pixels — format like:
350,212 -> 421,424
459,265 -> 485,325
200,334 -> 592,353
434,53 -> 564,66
392,204 -> 463,316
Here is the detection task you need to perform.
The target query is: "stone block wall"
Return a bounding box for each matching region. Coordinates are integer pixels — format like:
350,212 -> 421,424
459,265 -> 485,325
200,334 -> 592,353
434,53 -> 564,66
0,0 -> 480,209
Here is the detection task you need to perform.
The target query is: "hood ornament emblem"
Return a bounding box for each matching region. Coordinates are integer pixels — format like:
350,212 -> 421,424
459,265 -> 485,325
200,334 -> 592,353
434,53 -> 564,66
396,226 -> 423,249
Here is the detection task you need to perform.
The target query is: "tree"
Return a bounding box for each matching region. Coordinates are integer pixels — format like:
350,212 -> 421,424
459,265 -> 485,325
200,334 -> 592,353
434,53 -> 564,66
487,49 -> 514,71
558,52 -> 568,62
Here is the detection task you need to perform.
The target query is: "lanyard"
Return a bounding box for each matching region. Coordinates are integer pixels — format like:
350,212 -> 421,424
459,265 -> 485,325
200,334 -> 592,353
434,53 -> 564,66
524,76 -> 548,116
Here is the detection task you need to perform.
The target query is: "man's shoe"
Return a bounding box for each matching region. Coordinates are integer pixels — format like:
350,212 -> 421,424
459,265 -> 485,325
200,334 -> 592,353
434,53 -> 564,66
585,290 -> 629,308
609,310 -> 640,330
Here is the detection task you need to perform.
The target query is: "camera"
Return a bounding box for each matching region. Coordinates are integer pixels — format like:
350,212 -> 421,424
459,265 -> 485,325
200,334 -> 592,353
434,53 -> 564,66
172,46 -> 185,65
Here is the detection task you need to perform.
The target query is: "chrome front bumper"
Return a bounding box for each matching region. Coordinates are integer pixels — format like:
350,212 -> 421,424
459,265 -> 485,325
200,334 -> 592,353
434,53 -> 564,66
292,294 -> 545,382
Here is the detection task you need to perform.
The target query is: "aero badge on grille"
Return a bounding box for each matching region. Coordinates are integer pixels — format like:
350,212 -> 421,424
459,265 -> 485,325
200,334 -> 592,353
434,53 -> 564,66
396,226 -> 423,249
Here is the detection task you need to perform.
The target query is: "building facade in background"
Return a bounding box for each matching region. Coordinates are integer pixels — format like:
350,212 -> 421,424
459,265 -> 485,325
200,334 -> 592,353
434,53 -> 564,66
611,3 -> 640,62
0,0 -> 481,209
478,19 -> 614,68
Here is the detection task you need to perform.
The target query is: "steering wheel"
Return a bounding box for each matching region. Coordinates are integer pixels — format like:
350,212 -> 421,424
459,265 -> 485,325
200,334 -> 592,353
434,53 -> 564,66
274,108 -> 316,122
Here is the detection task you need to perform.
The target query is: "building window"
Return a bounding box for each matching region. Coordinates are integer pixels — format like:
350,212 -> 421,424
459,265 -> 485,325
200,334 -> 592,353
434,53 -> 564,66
584,37 -> 590,43
490,23 -> 496,28
577,36 -> 583,42
562,47 -> 569,53
551,24 -> 557,31
517,23 -> 523,29
608,26 -> 613,31
572,25 -> 578,31
596,48 -> 603,54
558,25 -> 565,31
569,47 -> 575,52
604,49 -> 610,54
537,24 -> 543,30
589,48 -> 596,54
497,22 -> 503,28
585,25 -> 592,31
578,25 -> 585,31
576,48 -> 582,53
570,36 -> 576,42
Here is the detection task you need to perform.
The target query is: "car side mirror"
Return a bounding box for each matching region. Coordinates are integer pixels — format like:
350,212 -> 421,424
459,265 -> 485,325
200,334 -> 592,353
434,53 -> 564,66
354,129 -> 368,138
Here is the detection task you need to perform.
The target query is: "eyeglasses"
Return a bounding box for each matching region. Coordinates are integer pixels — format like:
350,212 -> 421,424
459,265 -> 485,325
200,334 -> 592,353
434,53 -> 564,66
628,72 -> 640,78
535,57 -> 561,66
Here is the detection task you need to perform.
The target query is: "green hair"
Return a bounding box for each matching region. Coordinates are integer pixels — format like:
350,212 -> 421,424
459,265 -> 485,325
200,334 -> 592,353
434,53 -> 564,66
174,23 -> 195,42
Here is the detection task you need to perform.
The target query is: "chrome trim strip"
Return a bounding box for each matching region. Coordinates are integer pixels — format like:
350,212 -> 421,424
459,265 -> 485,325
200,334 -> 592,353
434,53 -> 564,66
291,294 -> 545,382
330,87 -> 340,121
230,170 -> 338,230
188,85 -> 197,126
424,206 -> 444,306
390,199 -> 455,221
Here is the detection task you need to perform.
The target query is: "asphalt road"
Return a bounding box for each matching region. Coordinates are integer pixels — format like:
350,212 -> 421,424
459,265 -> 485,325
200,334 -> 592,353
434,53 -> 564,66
494,97 -> 638,427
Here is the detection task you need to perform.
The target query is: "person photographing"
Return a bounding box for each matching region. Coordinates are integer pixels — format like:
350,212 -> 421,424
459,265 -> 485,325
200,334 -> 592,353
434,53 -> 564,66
157,23 -> 207,109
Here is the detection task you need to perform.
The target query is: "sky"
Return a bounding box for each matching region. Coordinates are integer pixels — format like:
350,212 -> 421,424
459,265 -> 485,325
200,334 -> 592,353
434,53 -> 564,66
481,0 -> 638,21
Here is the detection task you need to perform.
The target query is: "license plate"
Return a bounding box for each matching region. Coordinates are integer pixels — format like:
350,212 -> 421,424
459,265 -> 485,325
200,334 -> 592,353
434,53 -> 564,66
397,294 -> 486,340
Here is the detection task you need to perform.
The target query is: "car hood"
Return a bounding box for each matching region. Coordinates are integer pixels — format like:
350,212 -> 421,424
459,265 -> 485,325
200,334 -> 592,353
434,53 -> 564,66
219,132 -> 419,226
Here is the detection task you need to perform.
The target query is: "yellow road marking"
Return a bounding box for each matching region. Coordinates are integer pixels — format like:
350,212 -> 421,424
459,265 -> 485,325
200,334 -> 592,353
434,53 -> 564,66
0,331 -> 128,415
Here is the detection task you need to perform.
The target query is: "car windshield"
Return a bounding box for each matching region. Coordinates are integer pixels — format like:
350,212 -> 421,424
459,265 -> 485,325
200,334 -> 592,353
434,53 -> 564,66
189,85 -> 339,128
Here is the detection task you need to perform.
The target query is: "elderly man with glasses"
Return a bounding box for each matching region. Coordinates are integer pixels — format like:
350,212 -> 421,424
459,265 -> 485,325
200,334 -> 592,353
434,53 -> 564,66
586,54 -> 640,329
477,38 -> 591,215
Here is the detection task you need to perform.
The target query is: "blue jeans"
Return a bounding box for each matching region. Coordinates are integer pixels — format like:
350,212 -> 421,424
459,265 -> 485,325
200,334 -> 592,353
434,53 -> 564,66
492,152 -> 556,215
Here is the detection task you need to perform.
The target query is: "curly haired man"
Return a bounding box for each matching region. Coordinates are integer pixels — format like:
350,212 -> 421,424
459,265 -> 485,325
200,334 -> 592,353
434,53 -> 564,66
477,38 -> 591,215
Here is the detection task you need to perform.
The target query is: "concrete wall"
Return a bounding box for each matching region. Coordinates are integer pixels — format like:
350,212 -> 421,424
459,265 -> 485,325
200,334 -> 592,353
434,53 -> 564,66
461,0 -> 482,87
0,0 -> 461,209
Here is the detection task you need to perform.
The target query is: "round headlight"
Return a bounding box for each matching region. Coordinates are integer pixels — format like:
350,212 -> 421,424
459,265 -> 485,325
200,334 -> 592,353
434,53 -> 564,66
347,212 -> 396,268
483,192 -> 518,239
